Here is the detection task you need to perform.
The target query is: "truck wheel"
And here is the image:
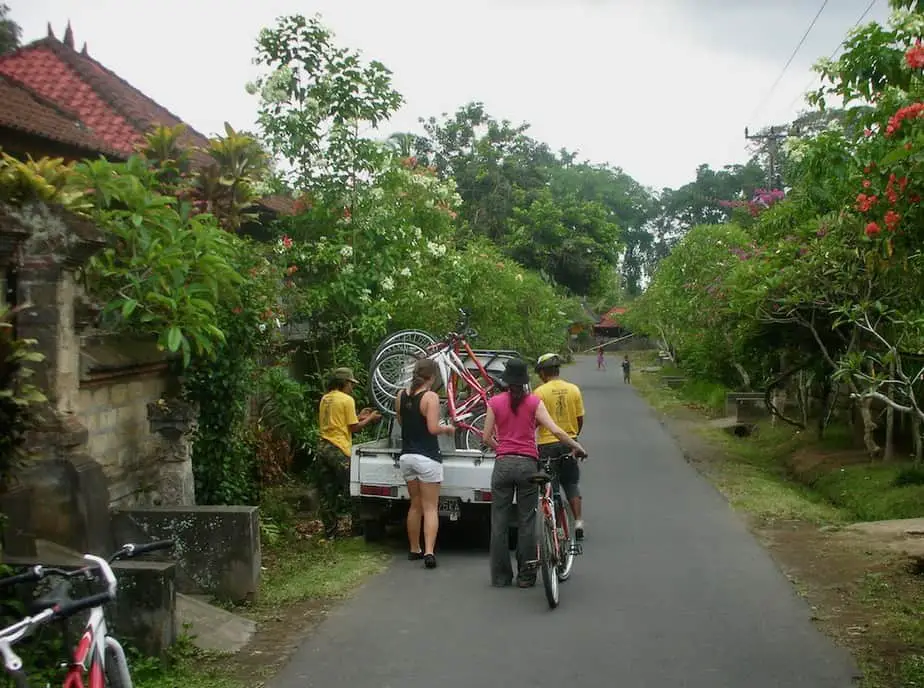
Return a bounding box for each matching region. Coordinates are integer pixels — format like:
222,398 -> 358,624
363,517 -> 386,543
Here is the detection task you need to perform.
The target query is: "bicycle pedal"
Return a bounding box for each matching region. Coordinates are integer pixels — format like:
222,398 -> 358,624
569,544 -> 583,555
522,560 -> 540,569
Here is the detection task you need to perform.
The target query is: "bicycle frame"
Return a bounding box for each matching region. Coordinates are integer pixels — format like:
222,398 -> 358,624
62,605 -> 132,688
61,554 -> 132,688
435,338 -> 495,433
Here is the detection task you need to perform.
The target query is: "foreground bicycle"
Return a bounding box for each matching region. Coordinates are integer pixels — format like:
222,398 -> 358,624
526,452 -> 585,609
0,540 -> 175,687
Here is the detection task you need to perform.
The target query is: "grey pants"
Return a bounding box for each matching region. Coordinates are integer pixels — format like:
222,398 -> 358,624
490,455 -> 539,585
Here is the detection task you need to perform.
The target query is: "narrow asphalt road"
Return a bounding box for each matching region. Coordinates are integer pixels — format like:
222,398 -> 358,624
271,355 -> 859,688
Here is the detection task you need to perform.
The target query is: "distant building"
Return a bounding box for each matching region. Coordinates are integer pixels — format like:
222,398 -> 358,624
593,306 -> 628,338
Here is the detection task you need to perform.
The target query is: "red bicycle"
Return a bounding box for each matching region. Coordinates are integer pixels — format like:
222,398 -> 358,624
526,451 -> 585,609
370,310 -> 520,450
0,540 -> 174,687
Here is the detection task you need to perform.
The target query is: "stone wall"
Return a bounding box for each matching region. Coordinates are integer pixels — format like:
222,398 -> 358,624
76,335 -> 191,508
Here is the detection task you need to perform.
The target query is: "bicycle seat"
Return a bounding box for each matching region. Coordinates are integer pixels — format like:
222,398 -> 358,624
32,580 -> 73,613
529,471 -> 552,485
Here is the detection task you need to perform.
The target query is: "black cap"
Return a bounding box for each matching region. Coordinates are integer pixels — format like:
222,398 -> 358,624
502,358 -> 530,386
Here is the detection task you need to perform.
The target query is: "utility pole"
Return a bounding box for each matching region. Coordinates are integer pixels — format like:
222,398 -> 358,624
744,125 -> 789,189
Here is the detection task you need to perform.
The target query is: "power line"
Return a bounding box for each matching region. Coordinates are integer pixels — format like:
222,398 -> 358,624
748,0 -> 831,125
783,0 -> 879,115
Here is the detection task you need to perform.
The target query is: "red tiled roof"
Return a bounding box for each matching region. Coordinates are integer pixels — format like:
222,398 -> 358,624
597,306 -> 627,329
0,37 -> 210,155
0,74 -> 123,156
0,31 -> 293,216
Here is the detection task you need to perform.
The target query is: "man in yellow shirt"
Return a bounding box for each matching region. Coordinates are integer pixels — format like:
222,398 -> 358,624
534,353 -> 586,539
317,367 -> 381,533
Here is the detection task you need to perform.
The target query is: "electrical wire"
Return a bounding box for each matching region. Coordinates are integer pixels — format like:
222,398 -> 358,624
748,0 -> 831,125
783,0 -> 879,114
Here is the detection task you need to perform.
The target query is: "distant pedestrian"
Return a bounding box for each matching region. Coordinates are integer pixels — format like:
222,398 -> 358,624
597,347 -> 606,370
622,355 -> 631,384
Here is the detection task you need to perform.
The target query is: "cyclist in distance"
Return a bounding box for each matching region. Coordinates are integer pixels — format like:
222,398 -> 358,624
533,353 -> 587,540
482,358 -> 586,588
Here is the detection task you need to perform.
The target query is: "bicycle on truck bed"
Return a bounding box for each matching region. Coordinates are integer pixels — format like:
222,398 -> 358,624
371,309 -> 516,450
0,540 -> 175,688
525,451 -> 585,609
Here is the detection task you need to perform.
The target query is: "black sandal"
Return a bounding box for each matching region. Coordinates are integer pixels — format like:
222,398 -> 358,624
424,553 -> 437,569
408,551 -> 423,561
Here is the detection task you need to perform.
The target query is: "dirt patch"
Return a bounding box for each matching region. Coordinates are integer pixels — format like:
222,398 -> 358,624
790,447 -> 872,479
220,599 -> 333,686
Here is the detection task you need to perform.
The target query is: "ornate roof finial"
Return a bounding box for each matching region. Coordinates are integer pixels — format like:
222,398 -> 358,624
63,21 -> 75,49
81,42 -> 88,55
47,22 -> 55,39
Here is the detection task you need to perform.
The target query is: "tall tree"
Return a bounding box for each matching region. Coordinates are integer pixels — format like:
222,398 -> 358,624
0,4 -> 21,56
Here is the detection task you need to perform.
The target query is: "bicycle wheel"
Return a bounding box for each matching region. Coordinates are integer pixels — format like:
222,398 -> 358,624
539,515 -> 559,609
372,329 -> 437,363
555,496 -> 576,582
104,638 -> 133,688
369,341 -> 428,414
454,410 -> 487,451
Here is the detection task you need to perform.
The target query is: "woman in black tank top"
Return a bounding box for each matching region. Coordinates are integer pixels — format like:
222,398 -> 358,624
395,358 -> 455,569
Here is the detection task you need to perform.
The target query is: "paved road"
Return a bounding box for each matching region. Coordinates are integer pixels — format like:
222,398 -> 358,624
272,356 -> 859,688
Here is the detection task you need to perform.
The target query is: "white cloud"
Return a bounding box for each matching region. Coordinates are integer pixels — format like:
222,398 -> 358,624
11,0 -> 890,190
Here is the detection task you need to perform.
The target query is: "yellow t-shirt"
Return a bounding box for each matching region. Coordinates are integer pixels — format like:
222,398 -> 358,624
534,378 -> 584,445
319,390 -> 359,457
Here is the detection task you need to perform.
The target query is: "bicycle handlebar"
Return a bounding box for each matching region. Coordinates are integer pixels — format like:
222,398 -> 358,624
0,567 -> 43,589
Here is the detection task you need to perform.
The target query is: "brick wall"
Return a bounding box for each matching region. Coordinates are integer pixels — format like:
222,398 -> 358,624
76,335 -> 181,508
77,372 -> 169,507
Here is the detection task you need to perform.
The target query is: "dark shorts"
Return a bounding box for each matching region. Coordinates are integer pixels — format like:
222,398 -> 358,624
538,442 -> 581,500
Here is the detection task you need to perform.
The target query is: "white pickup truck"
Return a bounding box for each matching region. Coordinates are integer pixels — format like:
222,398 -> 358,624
350,422 -> 495,542
350,346 -> 521,543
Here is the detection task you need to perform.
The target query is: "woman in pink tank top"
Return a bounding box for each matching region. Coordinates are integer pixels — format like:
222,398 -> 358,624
482,358 -> 585,588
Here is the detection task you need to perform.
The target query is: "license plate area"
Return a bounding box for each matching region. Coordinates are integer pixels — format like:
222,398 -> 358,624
439,497 -> 461,521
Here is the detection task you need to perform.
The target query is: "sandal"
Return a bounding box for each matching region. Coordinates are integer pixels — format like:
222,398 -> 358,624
424,553 -> 437,569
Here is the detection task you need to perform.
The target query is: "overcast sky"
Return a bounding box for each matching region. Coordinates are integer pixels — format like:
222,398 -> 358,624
11,0 -> 889,191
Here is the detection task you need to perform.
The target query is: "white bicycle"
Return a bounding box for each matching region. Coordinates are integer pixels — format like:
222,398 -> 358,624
0,540 -> 174,688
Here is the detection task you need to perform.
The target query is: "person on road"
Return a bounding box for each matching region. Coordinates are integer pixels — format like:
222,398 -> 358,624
395,358 -> 456,569
482,358 -> 586,588
622,354 -> 631,384
533,353 -> 587,540
318,367 -> 381,535
597,347 -> 606,370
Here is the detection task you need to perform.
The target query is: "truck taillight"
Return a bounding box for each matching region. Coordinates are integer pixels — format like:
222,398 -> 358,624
474,490 -> 492,502
360,485 -> 398,497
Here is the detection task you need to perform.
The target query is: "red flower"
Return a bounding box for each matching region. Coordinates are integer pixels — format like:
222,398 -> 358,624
864,128 -> 873,138
884,210 -> 901,231
342,207 -> 352,219
865,221 -> 882,237
287,265 -> 298,275
232,306 -> 243,315
862,179 -> 871,188
864,165 -> 873,174
856,193 -> 877,213
906,40 -> 924,69
281,235 -> 293,248
885,102 -> 924,137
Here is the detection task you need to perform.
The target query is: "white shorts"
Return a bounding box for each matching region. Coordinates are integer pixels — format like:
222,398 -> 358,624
399,453 -> 444,483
